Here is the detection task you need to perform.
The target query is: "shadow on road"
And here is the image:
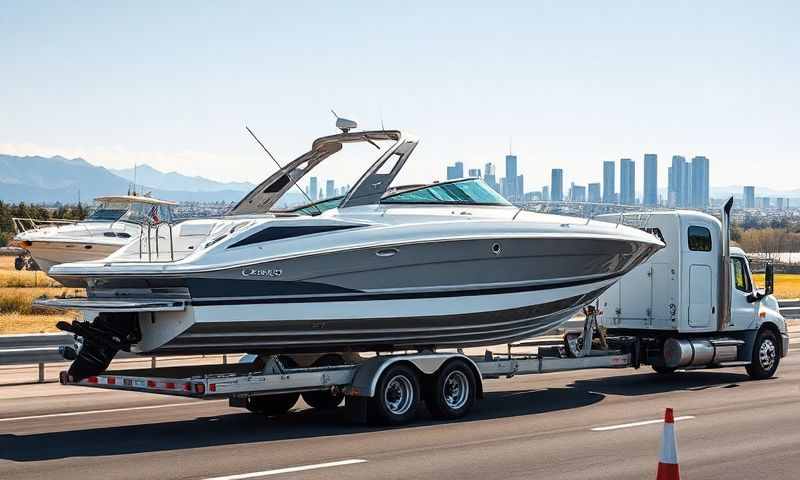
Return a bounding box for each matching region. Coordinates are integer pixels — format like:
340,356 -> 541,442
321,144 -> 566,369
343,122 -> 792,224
0,386 -> 603,461
569,370 -> 751,395
0,369 -> 752,462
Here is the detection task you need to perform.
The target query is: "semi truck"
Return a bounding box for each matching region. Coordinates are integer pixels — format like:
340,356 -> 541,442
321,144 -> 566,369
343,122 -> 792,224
56,199 -> 788,425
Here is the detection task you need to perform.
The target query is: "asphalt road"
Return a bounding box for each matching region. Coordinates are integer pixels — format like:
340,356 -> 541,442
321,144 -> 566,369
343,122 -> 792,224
1,344 -> 799,480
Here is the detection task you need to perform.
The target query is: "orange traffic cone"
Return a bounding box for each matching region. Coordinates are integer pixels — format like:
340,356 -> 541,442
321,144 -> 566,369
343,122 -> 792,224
656,408 -> 680,480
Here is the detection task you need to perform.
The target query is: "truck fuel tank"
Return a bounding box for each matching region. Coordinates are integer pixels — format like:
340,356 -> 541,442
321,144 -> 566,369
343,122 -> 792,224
663,338 -> 741,368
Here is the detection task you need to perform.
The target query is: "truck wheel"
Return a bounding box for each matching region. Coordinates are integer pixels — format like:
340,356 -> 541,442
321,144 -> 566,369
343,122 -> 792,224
426,359 -> 477,420
370,363 -> 420,425
246,393 -> 300,416
302,354 -> 345,410
746,330 -> 780,380
652,365 -> 677,375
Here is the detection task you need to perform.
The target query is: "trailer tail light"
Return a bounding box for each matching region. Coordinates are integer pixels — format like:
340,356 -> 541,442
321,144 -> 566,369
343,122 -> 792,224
147,380 -> 156,388
87,376 -> 98,384
106,377 -> 116,385
194,383 -> 205,394
209,383 -> 217,392
183,383 -> 191,392
165,382 -> 176,390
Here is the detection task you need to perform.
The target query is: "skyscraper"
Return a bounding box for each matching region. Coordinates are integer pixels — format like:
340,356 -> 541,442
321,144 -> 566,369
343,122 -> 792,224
484,162 -> 498,192
468,168 -> 482,178
670,155 -> 687,207
643,154 -> 657,206
743,186 -> 755,208
690,156 -> 710,208
551,169 -> 563,202
542,186 -> 550,202
325,179 -> 335,199
505,155 -> 517,197
446,161 -> 464,180
570,183 -> 586,202
309,177 -> 318,201
602,161 -> 615,204
588,183 -> 601,203
620,158 -> 635,205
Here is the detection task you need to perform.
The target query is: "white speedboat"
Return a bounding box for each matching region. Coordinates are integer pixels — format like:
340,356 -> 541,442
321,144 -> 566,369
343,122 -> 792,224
41,121 -> 663,380
12,195 -> 176,272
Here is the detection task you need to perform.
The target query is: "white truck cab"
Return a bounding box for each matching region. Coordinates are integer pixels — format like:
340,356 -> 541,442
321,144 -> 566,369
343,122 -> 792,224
596,202 -> 788,379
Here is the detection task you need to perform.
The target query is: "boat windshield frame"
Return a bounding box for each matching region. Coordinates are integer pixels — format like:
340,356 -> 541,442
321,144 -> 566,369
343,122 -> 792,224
380,178 -> 512,207
229,130 -> 419,215
85,200 -> 175,226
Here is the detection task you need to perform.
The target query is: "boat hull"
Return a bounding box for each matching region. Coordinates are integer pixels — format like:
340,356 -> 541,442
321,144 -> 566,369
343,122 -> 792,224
26,240 -> 121,272
133,277 -> 616,354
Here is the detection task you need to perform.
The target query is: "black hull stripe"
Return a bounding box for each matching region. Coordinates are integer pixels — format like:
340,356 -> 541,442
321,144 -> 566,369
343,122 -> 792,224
189,272 -> 622,306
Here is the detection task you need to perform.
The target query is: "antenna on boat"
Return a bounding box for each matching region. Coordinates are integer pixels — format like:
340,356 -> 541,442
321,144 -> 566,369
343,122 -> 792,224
245,126 -> 323,216
331,109 -> 357,133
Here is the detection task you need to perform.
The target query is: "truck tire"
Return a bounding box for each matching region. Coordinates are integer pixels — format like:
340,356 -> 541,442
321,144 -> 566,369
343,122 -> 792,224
746,330 -> 780,380
302,354 -> 345,410
370,363 -> 420,425
426,359 -> 477,420
247,393 -> 300,416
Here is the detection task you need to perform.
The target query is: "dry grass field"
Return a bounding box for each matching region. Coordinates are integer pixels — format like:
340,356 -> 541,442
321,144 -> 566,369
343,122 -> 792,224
0,257 -> 84,334
753,273 -> 800,300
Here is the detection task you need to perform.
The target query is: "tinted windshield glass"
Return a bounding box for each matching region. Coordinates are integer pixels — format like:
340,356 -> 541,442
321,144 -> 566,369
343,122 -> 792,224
86,202 -> 128,222
292,196 -> 344,216
381,179 -> 511,206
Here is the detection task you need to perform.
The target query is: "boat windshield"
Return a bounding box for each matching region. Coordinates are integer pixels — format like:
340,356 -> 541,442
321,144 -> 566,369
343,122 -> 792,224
290,196 -> 345,216
85,202 -> 129,222
381,179 -> 511,206
120,202 -> 174,225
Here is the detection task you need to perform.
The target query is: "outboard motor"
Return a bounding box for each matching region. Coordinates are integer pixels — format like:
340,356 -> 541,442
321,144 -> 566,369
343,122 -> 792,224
57,313 -> 141,381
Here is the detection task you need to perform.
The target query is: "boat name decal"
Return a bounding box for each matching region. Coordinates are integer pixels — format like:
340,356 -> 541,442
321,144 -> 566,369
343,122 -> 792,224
241,268 -> 283,278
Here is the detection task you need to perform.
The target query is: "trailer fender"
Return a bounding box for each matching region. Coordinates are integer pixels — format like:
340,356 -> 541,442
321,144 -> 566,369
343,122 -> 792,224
347,353 -> 482,398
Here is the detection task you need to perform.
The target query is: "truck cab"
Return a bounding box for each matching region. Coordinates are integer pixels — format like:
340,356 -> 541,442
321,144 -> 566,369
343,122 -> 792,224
596,207 -> 788,379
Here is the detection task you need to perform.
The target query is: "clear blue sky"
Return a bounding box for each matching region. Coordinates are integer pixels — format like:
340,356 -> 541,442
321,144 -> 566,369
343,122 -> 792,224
1,1 -> 798,194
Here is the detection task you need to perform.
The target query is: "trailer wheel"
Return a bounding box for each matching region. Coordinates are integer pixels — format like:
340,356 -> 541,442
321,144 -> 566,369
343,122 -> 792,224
426,359 -> 477,420
370,363 -> 420,425
246,393 -> 300,416
302,354 -> 345,410
746,330 -> 780,380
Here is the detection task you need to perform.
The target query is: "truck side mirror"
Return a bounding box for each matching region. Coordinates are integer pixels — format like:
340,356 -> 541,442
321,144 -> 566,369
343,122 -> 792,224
764,263 -> 774,296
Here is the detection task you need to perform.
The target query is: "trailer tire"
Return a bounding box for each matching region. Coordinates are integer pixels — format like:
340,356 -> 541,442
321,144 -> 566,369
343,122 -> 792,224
746,329 -> 780,380
426,359 -> 477,420
302,354 -> 345,410
370,363 -> 420,425
246,393 -> 300,416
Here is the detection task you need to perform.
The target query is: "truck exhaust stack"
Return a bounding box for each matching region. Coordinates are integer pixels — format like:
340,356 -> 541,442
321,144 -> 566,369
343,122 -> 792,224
718,197 -> 734,332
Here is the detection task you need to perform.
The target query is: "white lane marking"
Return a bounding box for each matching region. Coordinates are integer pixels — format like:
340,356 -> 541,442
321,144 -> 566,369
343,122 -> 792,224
0,400 -> 225,422
202,459 -> 368,480
591,416 -> 695,431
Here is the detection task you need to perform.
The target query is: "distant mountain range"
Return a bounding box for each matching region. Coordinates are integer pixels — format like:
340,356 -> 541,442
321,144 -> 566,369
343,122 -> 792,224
0,154 -> 256,203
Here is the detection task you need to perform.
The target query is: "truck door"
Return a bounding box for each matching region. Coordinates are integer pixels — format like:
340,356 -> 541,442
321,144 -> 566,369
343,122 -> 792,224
686,225 -> 715,328
730,256 -> 757,330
